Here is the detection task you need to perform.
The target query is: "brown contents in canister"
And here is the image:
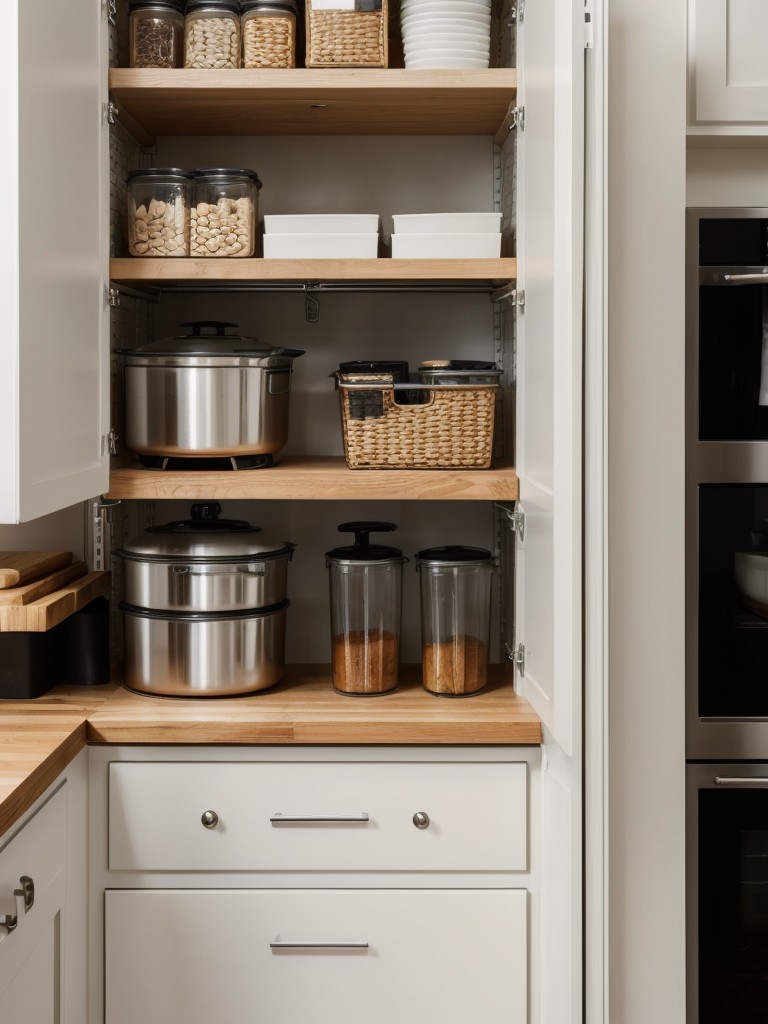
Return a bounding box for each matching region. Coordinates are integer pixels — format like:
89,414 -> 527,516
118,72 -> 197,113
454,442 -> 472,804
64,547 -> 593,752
332,629 -> 398,694
131,17 -> 184,68
422,635 -> 487,695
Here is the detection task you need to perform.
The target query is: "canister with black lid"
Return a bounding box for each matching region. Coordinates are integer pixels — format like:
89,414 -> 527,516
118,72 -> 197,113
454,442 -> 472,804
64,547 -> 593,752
190,168 -> 262,257
416,546 -> 494,696
129,0 -> 186,68
242,0 -> 297,67
326,522 -> 407,696
185,0 -> 241,68
127,168 -> 192,257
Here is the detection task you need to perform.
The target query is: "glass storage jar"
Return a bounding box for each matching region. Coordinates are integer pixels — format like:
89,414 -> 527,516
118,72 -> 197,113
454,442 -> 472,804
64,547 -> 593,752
129,0 -> 185,68
190,168 -> 261,257
127,168 -> 192,257
185,0 -> 242,68
326,522 -> 406,696
241,0 -> 297,68
416,546 -> 494,697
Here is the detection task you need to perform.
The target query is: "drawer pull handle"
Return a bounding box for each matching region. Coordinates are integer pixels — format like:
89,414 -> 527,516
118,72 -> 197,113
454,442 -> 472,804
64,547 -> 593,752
0,908 -> 17,934
270,813 -> 370,824
413,811 -> 430,830
270,941 -> 369,950
201,810 -> 219,829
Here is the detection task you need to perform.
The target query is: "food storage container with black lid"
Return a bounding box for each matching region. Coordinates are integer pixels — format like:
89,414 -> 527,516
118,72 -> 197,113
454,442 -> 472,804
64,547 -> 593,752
185,0 -> 241,68
191,168 -> 262,257
241,0 -> 297,67
129,1 -> 186,68
127,168 -> 192,257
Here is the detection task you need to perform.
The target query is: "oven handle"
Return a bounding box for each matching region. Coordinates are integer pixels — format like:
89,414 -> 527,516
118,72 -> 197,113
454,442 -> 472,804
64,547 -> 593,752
713,776 -> 768,786
704,272 -> 768,285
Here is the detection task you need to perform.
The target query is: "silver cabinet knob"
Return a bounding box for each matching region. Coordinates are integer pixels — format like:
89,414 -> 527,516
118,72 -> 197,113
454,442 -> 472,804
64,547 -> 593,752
201,810 -> 219,829
413,811 -> 430,830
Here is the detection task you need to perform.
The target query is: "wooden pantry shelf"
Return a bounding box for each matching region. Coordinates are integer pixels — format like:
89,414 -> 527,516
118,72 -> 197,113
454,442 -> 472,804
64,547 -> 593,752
108,68 -> 518,143
106,457 -> 519,502
110,257 -> 517,287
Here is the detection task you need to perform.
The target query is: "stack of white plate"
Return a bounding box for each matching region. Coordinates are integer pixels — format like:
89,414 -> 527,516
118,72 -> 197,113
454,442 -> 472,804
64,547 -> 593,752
400,0 -> 492,70
263,214 -> 380,258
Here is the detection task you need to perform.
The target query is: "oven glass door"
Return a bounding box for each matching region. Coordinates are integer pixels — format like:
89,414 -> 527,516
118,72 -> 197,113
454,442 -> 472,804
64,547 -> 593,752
699,781 -> 768,1023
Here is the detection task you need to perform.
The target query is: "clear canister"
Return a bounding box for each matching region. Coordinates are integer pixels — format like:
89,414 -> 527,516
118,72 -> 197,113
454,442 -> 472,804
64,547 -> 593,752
416,546 -> 494,697
185,0 -> 242,69
326,522 -> 407,696
190,168 -> 262,257
129,0 -> 185,68
241,0 -> 297,68
127,168 -> 192,257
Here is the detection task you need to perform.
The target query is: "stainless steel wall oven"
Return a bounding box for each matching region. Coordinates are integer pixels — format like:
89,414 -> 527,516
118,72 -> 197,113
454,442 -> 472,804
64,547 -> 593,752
687,209 -> 768,1022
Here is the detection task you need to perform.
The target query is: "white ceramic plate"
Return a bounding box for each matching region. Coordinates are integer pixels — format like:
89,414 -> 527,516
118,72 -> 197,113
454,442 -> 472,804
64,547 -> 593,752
402,13 -> 490,26
402,10 -> 491,20
405,45 -> 491,58
402,20 -> 490,32
401,0 -> 491,10
404,31 -> 490,43
404,56 -> 490,68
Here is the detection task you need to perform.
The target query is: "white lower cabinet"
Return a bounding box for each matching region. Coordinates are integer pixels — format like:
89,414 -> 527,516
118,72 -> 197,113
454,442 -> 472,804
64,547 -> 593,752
0,787 -> 67,1024
105,888 -> 527,1024
91,747 -> 539,1024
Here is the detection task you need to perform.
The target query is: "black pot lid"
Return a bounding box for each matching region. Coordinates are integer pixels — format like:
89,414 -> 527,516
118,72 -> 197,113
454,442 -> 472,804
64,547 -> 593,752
416,545 -> 493,564
128,321 -> 304,360
326,521 -> 403,562
120,503 -> 295,561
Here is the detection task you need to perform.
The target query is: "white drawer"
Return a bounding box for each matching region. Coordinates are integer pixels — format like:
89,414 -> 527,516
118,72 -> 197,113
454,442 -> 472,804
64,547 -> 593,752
109,760 -> 527,872
0,786 -> 66,919
105,888 -> 527,1024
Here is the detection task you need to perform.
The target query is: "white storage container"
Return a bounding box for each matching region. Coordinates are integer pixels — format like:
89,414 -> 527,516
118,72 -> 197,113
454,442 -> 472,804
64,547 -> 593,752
264,233 -> 379,258
264,214 -> 380,233
393,212 -> 501,233
391,232 -> 501,258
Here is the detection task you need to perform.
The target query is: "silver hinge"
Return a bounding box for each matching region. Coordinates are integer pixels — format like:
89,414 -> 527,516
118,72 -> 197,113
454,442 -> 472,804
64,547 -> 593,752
102,429 -> 119,457
512,288 -> 525,311
107,287 -> 121,308
509,106 -> 525,132
513,643 -> 526,676
505,506 -> 525,540
104,0 -> 117,24
584,0 -> 594,49
510,0 -> 524,22
104,101 -> 118,126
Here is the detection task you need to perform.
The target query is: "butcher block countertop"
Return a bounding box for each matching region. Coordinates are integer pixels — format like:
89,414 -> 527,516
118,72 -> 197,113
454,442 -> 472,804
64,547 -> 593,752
0,667 -> 541,836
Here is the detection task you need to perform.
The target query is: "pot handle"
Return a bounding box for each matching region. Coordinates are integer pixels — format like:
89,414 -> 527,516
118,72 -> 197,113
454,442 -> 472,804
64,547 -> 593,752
171,564 -> 266,577
270,347 -> 306,358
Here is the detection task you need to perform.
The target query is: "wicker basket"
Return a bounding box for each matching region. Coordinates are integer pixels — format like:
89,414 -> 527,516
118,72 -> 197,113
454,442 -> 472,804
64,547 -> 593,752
338,374 -> 497,469
305,0 -> 388,68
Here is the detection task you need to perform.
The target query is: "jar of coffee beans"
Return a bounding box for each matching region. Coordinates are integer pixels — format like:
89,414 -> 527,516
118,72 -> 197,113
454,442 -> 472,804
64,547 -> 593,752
241,0 -> 297,69
129,0 -> 185,69
185,0 -> 241,69
127,169 -> 192,257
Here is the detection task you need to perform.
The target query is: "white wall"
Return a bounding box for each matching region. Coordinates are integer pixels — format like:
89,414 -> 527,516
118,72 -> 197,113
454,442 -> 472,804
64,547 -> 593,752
607,1 -> 687,1021
688,147 -> 768,205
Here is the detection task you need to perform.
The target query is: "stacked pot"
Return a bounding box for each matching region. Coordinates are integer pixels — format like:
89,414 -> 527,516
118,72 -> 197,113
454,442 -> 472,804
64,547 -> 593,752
117,503 -> 294,696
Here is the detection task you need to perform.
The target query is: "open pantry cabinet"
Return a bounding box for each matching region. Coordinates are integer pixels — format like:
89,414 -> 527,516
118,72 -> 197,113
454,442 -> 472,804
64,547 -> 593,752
0,0 -> 600,1019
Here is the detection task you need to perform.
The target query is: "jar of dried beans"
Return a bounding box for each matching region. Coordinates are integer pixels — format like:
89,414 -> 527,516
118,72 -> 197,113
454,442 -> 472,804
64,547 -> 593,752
129,0 -> 186,68
416,546 -> 494,697
241,0 -> 297,69
184,0 -> 242,69
190,168 -> 261,257
127,168 -> 192,257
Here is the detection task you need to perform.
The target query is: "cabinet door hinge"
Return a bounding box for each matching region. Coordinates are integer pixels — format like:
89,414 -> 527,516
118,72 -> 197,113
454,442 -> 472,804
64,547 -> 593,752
510,0 -> 524,22
104,0 -> 117,24
509,106 -> 525,132
512,643 -> 526,676
584,0 -> 595,49
107,286 -> 121,308
504,506 -> 525,540
102,429 -> 119,457
104,101 -> 118,126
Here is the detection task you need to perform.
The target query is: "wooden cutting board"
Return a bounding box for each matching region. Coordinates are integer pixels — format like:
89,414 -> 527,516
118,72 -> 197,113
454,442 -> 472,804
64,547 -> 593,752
0,571 -> 111,632
0,551 -> 73,589
0,561 -> 87,606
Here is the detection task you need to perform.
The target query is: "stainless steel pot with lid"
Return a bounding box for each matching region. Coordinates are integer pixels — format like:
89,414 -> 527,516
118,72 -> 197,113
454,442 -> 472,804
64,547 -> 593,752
117,502 -> 295,612
122,321 -> 305,459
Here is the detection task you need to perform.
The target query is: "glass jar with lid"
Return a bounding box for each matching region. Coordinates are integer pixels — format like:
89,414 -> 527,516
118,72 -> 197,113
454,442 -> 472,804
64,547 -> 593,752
185,0 -> 241,69
129,0 -> 185,68
190,168 -> 262,257
127,168 -> 192,257
241,0 -> 297,68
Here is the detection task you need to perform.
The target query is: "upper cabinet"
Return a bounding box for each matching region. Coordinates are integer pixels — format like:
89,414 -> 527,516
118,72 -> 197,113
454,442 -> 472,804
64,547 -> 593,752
0,0 -> 110,524
689,0 -> 768,129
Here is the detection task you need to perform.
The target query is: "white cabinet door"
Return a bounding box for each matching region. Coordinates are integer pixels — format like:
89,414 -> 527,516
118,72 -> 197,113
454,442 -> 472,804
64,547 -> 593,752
0,788 -> 67,1023
515,0 -> 584,756
106,888 -> 527,1024
0,0 -> 109,523
690,0 -> 768,125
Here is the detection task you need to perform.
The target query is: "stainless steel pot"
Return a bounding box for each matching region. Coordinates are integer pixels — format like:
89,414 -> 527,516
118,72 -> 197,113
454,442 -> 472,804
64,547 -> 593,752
121,601 -> 288,696
116,503 -> 294,613
122,321 -> 304,458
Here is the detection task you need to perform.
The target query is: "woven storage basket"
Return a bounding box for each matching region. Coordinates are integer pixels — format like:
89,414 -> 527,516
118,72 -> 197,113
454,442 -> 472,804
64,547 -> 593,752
338,374 -> 497,469
305,0 -> 388,67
